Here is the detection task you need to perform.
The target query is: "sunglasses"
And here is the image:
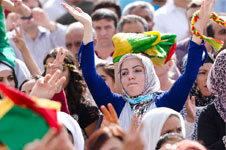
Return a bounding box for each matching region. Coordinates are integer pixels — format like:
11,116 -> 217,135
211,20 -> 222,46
21,14 -> 33,20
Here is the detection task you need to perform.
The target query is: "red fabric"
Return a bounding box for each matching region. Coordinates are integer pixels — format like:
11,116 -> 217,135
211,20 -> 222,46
52,90 -> 70,114
165,43 -> 176,64
0,83 -> 60,130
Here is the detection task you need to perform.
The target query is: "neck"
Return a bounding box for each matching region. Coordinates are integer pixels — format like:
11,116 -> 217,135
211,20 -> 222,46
95,45 -> 114,59
24,27 -> 38,40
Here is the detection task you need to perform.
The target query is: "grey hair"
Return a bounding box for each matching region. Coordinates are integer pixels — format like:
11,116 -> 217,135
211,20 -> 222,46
117,15 -> 148,32
122,1 -> 155,19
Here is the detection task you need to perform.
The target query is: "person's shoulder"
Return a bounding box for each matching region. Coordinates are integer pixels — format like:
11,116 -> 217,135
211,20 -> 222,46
200,103 -> 217,118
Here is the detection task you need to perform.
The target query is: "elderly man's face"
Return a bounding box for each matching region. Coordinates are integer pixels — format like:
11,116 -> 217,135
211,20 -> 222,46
130,7 -> 154,31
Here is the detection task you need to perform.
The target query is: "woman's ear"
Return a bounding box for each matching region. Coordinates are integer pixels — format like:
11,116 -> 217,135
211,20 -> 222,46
166,60 -> 174,70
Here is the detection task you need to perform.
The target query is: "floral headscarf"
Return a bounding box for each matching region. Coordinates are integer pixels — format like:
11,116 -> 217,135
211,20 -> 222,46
207,49 -> 226,123
118,54 -> 161,124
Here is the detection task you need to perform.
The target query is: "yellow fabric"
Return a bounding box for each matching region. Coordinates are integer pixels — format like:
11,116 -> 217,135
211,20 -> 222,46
32,97 -> 61,111
112,33 -> 133,59
143,31 -> 161,45
0,98 -> 14,119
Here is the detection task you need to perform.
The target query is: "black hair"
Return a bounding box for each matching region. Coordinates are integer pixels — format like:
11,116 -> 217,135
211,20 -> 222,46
93,0 -> 122,19
0,60 -> 18,89
43,48 -> 87,114
91,8 -> 118,28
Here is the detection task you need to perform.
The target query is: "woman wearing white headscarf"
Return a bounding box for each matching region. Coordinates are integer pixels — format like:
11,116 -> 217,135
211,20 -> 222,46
140,107 -> 185,150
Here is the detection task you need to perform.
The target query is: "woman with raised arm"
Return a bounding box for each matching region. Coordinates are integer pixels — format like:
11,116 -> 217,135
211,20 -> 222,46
62,0 -> 215,130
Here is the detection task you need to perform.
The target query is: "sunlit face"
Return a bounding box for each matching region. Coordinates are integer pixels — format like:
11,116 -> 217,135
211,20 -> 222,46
213,17 -> 226,50
93,19 -> 116,47
100,137 -> 123,150
46,57 -> 70,89
161,115 -> 182,136
122,22 -> 145,33
196,63 -> 212,96
120,58 -> 145,97
130,7 -> 154,31
0,70 -> 15,98
65,28 -> 83,67
97,67 -> 115,93
21,79 -> 36,95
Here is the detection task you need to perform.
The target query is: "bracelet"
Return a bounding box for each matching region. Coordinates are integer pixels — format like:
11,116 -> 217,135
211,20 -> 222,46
191,11 -> 226,51
222,136 -> 226,147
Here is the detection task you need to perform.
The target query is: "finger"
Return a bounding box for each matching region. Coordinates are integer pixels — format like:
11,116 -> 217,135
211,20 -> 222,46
12,23 -> 19,36
191,96 -> 196,105
41,128 -> 57,146
48,70 -> 61,85
75,7 -> 83,13
43,74 -> 51,83
55,76 -> 66,88
100,105 -> 113,122
54,48 -> 63,64
209,0 -> 215,11
19,23 -> 23,35
107,103 -> 119,124
61,3 -> 80,19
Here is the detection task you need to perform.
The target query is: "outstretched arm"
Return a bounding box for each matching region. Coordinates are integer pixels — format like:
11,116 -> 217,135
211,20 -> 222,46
1,0 -> 31,17
12,23 -> 41,76
61,3 -> 125,116
155,0 -> 215,111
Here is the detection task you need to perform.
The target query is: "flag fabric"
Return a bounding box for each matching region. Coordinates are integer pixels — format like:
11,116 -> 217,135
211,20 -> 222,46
0,83 -> 61,150
112,31 -> 177,66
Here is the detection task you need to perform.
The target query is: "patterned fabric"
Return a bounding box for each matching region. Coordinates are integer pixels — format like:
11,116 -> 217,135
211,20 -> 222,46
118,54 -> 161,125
207,49 -> 226,123
191,11 -> 226,51
112,31 -> 177,66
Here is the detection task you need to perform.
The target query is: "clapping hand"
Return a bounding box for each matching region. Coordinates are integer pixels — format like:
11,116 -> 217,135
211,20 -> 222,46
185,96 -> 196,123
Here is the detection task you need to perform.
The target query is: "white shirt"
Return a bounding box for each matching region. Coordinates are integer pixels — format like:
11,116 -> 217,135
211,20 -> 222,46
153,0 -> 189,41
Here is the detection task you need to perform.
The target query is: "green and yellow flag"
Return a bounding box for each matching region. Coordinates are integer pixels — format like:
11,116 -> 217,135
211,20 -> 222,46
112,31 -> 177,66
0,83 -> 61,150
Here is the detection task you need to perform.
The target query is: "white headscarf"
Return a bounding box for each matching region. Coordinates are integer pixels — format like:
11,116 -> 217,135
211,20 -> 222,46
140,107 -> 185,150
57,112 -> 84,150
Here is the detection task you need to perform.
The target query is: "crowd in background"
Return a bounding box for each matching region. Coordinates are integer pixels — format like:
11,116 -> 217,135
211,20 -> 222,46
0,0 -> 226,150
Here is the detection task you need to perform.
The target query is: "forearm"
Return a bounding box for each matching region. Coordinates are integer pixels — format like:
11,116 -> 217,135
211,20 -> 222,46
42,21 -> 57,32
20,46 -> 41,76
2,0 -> 31,16
83,23 -> 93,45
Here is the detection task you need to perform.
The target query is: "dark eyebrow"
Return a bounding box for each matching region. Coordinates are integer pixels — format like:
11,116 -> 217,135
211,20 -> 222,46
132,65 -> 144,69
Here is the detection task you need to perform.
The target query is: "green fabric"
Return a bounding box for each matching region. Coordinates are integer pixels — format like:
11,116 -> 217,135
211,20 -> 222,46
127,33 -> 159,53
0,5 -> 15,67
0,105 -> 49,150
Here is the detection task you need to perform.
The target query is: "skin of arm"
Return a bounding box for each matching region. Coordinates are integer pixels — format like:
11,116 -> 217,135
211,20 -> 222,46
1,0 -> 31,17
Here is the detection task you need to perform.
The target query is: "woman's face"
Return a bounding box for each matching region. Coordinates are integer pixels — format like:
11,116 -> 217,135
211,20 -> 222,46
196,63 -> 212,96
21,79 -> 36,95
46,57 -> 70,88
120,58 -> 145,97
96,67 -> 115,93
160,115 -> 182,136
100,137 -> 123,150
0,70 -> 15,97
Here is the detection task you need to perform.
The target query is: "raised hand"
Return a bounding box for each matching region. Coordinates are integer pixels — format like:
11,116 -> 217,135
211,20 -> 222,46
30,7 -> 56,32
123,115 -> 144,150
30,70 -> 65,99
185,96 -> 196,123
61,3 -> 91,27
101,103 -> 120,127
46,48 -> 67,76
61,3 -> 92,44
12,23 -> 27,51
195,0 -> 215,34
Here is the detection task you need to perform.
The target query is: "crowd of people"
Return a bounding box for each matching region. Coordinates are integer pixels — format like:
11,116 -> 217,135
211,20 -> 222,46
0,0 -> 226,150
